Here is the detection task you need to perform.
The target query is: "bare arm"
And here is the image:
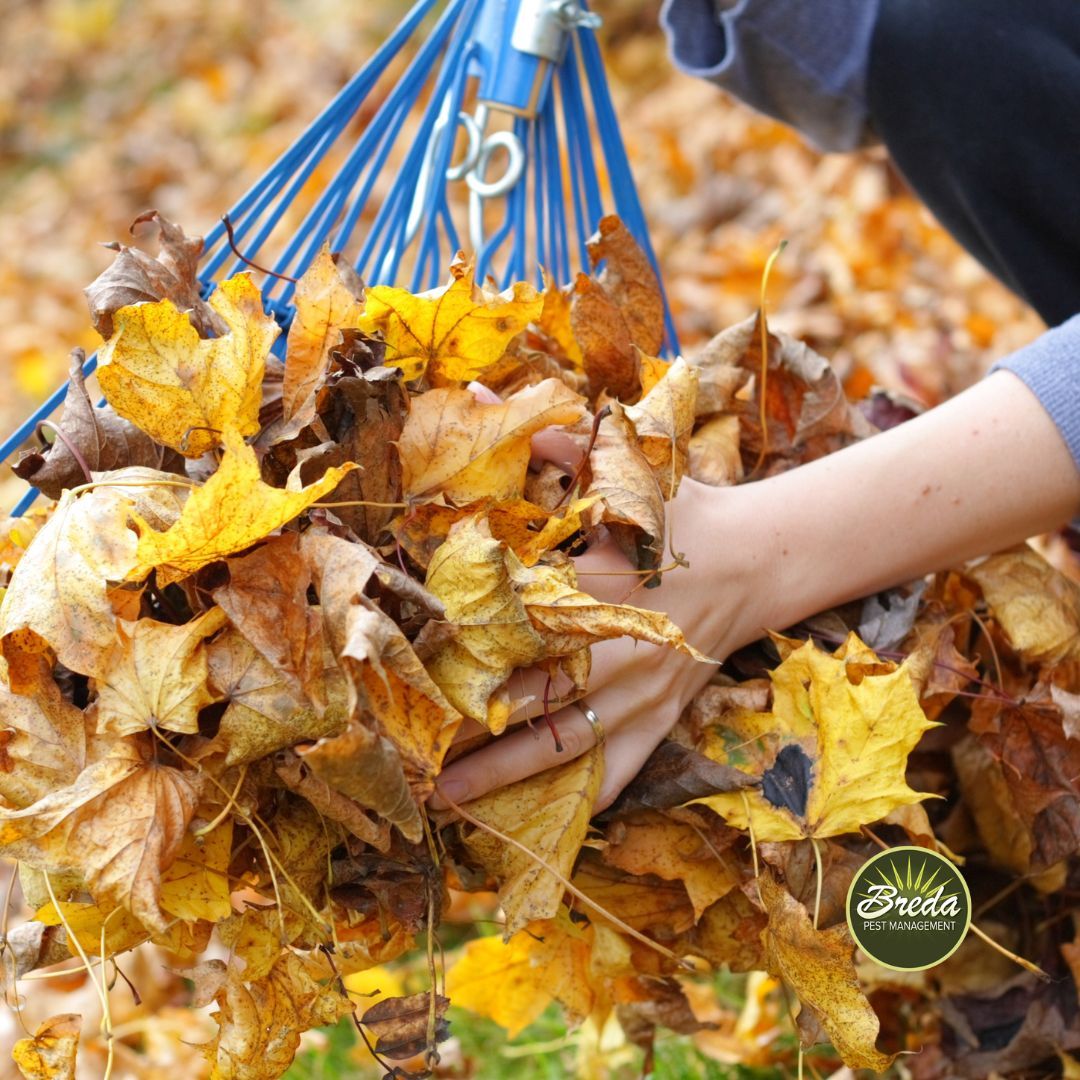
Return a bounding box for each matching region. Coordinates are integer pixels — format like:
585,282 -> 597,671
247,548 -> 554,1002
431,369 -> 1080,811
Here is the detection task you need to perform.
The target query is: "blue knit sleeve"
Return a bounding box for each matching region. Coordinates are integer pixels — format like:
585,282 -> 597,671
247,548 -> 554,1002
990,315 -> 1080,470
659,0 -> 880,152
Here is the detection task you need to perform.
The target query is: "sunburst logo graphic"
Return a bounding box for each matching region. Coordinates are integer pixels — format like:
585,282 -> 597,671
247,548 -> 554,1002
846,846 -> 971,971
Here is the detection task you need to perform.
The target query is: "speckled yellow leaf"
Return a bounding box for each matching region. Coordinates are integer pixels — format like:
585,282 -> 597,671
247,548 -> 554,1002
12,1013 -> 80,1080
462,746 -> 603,935
446,918 -> 594,1038
159,820 -> 234,924
95,607 -> 227,736
359,260 -> 542,383
538,275 -> 584,371
398,378 -> 586,502
97,273 -> 279,457
128,430 -> 357,585
35,899 -> 150,957
760,873 -> 895,1071
699,635 -> 938,841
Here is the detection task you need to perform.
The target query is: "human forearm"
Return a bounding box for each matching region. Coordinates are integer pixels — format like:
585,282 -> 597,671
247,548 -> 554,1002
722,370 -> 1080,647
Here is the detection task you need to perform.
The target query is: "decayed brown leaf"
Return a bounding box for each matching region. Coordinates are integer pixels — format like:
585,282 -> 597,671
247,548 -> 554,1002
85,210 -> 224,341
360,991 -> 451,1060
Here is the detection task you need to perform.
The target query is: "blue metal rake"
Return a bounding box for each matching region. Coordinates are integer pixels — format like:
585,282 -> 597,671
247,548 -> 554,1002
1,0 -> 677,516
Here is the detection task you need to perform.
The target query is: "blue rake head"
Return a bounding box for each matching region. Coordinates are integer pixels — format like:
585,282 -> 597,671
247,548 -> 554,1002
1,0 -> 678,516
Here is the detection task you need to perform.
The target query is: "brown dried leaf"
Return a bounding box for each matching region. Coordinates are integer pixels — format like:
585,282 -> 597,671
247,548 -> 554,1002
85,211 -> 223,340
13,349 -> 185,499
570,274 -> 640,401
586,215 -> 665,356
294,721 -> 419,845
360,991 -> 450,1061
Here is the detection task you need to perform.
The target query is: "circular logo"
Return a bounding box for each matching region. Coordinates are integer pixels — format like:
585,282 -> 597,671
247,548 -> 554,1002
845,845 -> 971,971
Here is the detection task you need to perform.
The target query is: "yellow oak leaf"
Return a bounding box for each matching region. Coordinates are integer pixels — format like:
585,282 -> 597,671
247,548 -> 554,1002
760,872 -> 895,1072
398,378 -> 587,502
462,746 -> 603,935
359,260 -> 542,383
278,244 -> 366,433
967,545 -> 1080,666
0,736 -> 200,932
159,820 -> 234,924
127,430 -> 357,586
97,273 -> 279,457
699,635 -> 938,841
95,607 -> 227,736
12,1013 -> 80,1080
446,917 -> 594,1038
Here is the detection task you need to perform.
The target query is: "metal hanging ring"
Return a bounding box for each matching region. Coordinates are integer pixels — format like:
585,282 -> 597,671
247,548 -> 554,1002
465,130 -> 526,199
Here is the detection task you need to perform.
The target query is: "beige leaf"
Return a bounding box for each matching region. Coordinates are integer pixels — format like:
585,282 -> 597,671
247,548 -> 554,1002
463,747 -> 603,935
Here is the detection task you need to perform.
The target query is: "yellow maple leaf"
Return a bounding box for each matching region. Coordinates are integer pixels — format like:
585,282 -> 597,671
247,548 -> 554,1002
698,635 -> 939,841
94,607 -> 227,736
623,355 -> 698,498
97,273 -> 279,457
359,260 -> 542,383
462,747 -> 603,935
398,378 -> 587,502
446,917 -> 594,1038
538,274 -> 584,371
12,1013 -> 81,1080
128,430 -> 357,586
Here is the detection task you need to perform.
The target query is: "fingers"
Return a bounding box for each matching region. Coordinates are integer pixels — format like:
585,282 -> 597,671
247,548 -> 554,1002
429,702 -> 602,810
529,428 -> 584,474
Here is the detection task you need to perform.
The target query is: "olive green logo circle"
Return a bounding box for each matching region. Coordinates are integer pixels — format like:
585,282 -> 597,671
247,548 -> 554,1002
845,845 -> 971,971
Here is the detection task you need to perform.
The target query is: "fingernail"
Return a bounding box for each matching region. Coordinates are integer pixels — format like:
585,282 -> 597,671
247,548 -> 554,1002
434,778 -> 469,807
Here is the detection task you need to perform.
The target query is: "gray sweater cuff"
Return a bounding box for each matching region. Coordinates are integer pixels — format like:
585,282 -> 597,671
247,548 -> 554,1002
659,0 -> 880,152
990,314 -> 1080,472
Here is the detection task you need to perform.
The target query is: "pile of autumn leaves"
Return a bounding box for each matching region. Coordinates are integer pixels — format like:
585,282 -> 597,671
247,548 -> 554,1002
1,213 -> 1080,1079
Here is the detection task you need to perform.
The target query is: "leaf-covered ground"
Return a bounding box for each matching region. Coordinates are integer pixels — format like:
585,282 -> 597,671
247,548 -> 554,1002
2,4 -> 1077,1080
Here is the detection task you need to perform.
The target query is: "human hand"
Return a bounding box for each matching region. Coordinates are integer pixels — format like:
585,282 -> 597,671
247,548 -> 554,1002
428,459 -> 759,813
